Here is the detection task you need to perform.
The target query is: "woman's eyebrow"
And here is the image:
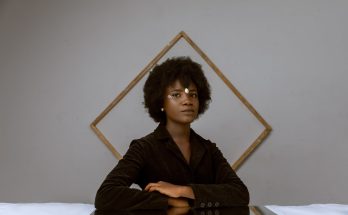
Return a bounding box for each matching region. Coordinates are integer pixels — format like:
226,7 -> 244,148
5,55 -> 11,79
169,87 -> 197,92
169,89 -> 183,92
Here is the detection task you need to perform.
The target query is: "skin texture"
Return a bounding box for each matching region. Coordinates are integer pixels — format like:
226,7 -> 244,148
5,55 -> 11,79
144,80 -> 197,207
163,80 -> 199,127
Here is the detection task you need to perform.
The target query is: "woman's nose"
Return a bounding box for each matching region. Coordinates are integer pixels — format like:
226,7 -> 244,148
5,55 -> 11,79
181,94 -> 193,105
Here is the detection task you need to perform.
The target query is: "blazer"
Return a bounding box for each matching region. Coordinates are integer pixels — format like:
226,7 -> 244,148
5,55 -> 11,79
95,123 -> 249,210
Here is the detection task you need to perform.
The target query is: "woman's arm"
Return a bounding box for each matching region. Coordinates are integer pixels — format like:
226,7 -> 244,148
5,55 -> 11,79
189,142 -> 250,208
94,140 -> 168,211
145,181 -> 195,199
142,142 -> 249,208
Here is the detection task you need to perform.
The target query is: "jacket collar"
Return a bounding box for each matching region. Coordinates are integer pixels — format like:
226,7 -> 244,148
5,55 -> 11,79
153,123 -> 172,140
153,123 -> 207,169
153,123 -> 201,142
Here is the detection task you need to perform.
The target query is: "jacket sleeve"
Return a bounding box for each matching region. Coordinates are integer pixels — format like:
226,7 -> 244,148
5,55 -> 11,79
94,140 -> 168,211
190,142 -> 250,208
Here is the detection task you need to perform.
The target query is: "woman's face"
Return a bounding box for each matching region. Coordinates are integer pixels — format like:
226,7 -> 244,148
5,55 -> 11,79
163,80 -> 199,126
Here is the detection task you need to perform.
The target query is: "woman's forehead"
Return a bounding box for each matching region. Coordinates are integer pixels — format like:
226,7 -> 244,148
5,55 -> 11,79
167,80 -> 197,90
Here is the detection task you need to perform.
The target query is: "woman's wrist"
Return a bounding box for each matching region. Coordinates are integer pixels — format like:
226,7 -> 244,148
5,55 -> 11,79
179,186 -> 195,199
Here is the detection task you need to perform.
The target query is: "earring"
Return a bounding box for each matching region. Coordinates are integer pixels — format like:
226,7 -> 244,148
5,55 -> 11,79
161,108 -> 164,112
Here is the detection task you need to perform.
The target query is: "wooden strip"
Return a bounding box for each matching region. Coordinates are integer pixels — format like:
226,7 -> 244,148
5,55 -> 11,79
91,32 -> 186,159
90,124 -> 122,160
90,31 -> 272,170
250,206 -> 263,215
232,128 -> 271,171
181,32 -> 272,169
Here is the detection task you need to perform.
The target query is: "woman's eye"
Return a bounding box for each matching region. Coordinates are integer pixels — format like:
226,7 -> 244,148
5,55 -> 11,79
190,93 -> 198,98
171,93 -> 181,98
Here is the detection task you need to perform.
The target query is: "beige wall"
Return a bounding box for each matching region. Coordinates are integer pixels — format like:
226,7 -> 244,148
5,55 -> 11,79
1,0 -> 348,205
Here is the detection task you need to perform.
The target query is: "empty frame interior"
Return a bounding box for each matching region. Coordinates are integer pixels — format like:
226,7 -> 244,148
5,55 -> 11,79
90,31 -> 272,171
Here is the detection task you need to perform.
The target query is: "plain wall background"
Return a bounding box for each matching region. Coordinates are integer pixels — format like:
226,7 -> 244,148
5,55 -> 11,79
1,0 -> 347,205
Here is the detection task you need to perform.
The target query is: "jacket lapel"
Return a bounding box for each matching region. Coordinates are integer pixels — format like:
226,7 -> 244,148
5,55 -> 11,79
153,123 -> 206,171
154,123 -> 189,167
189,131 -> 206,171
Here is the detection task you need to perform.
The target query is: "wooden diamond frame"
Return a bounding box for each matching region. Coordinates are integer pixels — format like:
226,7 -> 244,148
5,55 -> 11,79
90,31 -> 272,171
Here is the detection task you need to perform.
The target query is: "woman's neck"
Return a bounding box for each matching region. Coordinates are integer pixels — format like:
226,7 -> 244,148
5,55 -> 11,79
165,122 -> 191,142
165,122 -> 192,164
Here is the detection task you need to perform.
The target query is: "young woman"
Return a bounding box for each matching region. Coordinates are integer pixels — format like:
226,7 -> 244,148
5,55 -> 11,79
94,57 -> 249,211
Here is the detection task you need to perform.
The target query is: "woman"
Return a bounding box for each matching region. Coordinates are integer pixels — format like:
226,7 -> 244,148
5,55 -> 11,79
95,57 -> 249,211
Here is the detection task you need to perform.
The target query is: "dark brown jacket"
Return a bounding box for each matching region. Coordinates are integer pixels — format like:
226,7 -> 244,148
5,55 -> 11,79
95,124 -> 249,210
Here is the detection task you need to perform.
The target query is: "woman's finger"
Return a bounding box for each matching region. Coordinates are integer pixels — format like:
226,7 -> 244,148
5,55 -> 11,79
145,183 -> 154,191
145,182 -> 159,191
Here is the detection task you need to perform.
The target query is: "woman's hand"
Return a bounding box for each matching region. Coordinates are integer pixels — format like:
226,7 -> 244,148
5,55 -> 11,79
145,181 -> 194,199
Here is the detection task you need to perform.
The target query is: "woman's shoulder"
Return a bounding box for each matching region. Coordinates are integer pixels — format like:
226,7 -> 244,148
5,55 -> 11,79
191,129 -> 215,144
190,129 -> 221,151
129,130 -> 158,148
131,123 -> 172,145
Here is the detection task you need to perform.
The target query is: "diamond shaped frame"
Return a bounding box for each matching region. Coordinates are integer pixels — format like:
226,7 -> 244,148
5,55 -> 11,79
90,31 -> 272,171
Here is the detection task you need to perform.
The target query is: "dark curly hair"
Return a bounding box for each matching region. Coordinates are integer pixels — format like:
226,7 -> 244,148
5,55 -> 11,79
143,56 -> 211,123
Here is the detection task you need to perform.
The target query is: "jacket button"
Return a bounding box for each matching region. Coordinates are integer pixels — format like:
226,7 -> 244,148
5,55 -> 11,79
207,202 -> 213,207
200,202 -> 206,208
214,202 -> 220,207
